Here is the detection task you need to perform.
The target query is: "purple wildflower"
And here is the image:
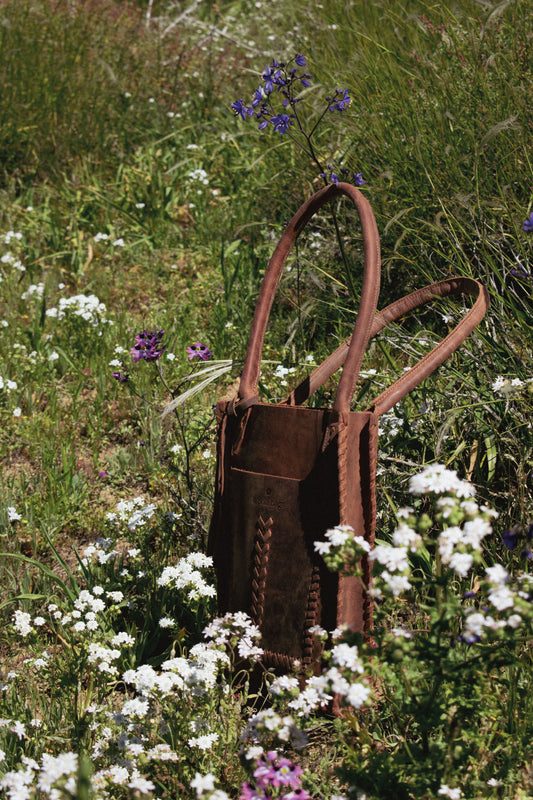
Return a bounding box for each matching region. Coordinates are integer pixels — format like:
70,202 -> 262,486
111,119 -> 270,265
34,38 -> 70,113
186,342 -> 212,361
354,172 -> 366,186
112,371 -> 129,383
327,88 -> 351,113
502,529 -> 518,550
270,113 -> 293,134
523,212 -> 533,232
232,99 -> 252,120
240,784 -> 266,800
294,54 -> 306,66
130,329 -> 165,362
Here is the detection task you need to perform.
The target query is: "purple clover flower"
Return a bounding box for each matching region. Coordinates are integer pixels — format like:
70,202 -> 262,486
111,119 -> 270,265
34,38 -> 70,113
130,329 -> 165,362
111,371 -> 129,382
186,342 -> 212,361
523,212 -> 533,232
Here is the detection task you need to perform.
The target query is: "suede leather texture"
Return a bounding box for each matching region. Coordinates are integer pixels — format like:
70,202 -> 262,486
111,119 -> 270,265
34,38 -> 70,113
208,401 -> 378,673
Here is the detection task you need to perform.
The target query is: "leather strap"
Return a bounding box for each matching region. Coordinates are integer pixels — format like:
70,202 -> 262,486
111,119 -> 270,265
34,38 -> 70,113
235,182 -> 381,416
284,277 -> 489,416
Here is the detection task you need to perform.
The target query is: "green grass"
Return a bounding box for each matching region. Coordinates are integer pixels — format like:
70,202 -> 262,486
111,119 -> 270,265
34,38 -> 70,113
0,0 -> 531,797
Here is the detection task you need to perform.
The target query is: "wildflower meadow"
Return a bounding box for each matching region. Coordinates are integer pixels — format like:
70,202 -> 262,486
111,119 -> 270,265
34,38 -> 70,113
0,0 -> 531,798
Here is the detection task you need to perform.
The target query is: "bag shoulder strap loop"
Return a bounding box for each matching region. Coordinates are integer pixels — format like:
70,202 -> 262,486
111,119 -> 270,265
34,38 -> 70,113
283,277 -> 489,415
235,182 -> 381,416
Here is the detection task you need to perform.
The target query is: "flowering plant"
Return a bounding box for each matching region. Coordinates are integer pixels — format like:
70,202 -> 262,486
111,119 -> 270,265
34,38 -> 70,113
300,464 -> 533,798
232,55 -> 365,187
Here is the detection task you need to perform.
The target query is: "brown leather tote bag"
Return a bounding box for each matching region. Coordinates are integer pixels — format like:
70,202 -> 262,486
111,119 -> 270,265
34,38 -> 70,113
208,182 -> 488,675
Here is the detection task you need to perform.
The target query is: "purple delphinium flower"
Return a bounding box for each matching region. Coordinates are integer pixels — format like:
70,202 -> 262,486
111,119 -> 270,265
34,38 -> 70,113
186,342 -> 212,361
271,113 -> 293,134
320,164 -> 366,187
327,88 -> 351,113
112,371 -> 129,383
523,212 -> 533,232
294,53 -> 306,66
130,329 -> 165,362
231,99 -> 253,120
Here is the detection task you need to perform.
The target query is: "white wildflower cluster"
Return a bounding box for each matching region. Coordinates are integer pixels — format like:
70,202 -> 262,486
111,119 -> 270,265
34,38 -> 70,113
6,506 -> 21,521
273,364 -> 296,387
187,168 -> 209,186
377,407 -> 404,439
45,293 -> 112,328
370,467 -> 496,594
12,610 -> 33,638
241,708 -> 307,751
106,496 -> 156,531
121,642 -> 230,703
0,718 -> 26,741
0,230 -> 25,274
0,377 -> 18,393
190,772 -> 230,800
157,552 -> 216,601
0,751 -> 79,800
314,524 -> 370,575
492,375 -> 533,396
92,764 -> 155,795
21,282 -> 45,300
462,568 -> 533,643
202,611 -> 263,662
438,785 -> 462,799
285,641 -> 371,717
81,537 -> 119,566
188,731 -> 219,750
409,464 -> 475,498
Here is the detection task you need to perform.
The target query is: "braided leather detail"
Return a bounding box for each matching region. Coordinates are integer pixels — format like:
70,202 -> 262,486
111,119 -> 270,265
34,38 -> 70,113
302,566 -> 321,667
250,515 -> 273,629
363,417 -> 378,631
262,649 -> 295,671
337,421 -> 348,523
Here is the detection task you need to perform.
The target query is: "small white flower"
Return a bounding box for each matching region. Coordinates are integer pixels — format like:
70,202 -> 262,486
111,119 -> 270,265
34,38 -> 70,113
438,785 -> 462,799
486,564 -> 509,585
7,507 -> 21,521
112,238 -> 125,247
345,682 -> 371,708
190,772 -> 216,797
159,617 -> 175,628
188,732 -> 219,750
13,407 -> 22,417
48,351 -> 59,361
448,552 -> 474,578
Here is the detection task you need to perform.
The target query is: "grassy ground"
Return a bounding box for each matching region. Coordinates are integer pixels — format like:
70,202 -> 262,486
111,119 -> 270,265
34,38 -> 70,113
0,0 -> 531,797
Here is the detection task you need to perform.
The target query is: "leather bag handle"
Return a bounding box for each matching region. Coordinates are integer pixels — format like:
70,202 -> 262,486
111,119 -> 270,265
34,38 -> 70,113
284,276 -> 489,416
234,182 -> 381,416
